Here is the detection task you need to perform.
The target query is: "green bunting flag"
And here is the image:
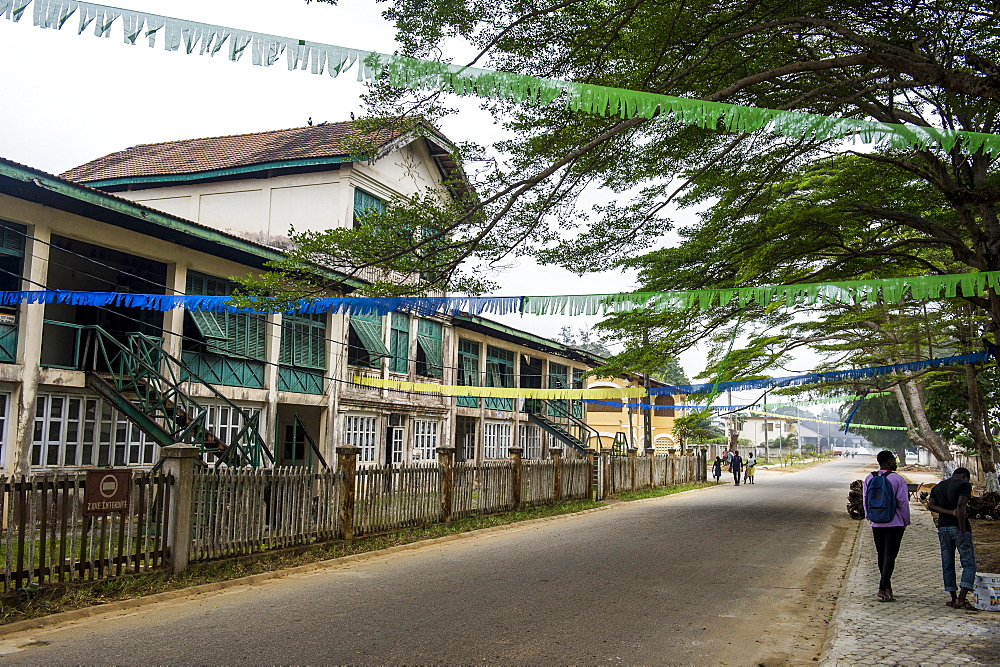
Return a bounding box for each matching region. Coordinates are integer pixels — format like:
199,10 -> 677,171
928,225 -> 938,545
5,0 -> 999,156
522,271 -> 1000,315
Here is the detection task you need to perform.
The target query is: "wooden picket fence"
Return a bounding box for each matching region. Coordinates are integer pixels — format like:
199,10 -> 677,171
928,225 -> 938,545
2,449 -> 706,592
355,463 -> 440,534
190,468 -> 341,561
522,460 -> 555,508
454,461 -> 515,519
1,472 -> 170,594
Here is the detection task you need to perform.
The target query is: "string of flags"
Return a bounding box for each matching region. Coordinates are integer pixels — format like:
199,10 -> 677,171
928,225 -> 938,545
0,269 -> 997,315
3,0 -> 998,156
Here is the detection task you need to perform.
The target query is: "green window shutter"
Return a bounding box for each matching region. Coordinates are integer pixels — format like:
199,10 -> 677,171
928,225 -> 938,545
279,318 -> 298,366
416,319 -> 443,378
189,310 -> 232,356
189,310 -> 228,341
485,346 -> 515,387
549,362 -> 568,388
350,315 -> 390,358
416,335 -> 443,377
187,271 -> 266,361
280,314 -> 326,370
389,313 -> 410,374
302,316 -> 326,369
458,338 -> 480,386
186,272 -> 206,297
353,189 -> 386,227
0,223 -> 25,257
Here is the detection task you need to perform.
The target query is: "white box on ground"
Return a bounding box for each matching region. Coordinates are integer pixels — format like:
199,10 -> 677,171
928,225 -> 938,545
972,572 -> 1000,611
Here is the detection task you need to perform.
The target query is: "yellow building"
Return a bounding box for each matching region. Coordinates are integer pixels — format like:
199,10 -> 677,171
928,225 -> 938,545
584,377 -> 683,454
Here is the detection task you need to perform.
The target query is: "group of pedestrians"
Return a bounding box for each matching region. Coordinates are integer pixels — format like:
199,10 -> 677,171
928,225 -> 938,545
862,450 -> 978,611
712,451 -> 757,486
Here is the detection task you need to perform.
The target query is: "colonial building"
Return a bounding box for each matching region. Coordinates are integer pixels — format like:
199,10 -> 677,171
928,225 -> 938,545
0,121 -> 601,473
584,377 -> 683,453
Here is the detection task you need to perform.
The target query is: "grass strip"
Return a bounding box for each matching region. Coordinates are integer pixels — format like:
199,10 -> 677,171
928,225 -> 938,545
609,481 -> 715,502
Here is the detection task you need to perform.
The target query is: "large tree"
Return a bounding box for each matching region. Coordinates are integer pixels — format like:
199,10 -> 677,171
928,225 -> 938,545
292,0 -> 997,306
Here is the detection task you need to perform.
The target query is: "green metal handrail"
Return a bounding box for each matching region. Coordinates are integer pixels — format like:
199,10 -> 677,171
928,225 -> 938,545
530,398 -> 602,455
126,333 -> 273,468
82,326 -> 273,468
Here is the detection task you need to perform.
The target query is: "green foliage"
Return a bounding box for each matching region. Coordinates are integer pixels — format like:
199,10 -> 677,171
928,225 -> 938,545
844,394 -> 910,450
673,413 -> 724,447
345,0 -> 999,294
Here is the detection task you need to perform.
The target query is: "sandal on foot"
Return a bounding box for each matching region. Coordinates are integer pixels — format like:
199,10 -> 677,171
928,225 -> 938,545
946,600 -> 958,608
955,599 -> 978,611
877,591 -> 895,602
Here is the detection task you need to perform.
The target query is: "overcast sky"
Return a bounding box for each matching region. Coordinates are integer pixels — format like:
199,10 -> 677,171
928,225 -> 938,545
0,0 -> 829,392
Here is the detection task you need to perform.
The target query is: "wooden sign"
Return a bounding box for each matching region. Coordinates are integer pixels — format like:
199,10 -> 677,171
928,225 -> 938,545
84,469 -> 132,516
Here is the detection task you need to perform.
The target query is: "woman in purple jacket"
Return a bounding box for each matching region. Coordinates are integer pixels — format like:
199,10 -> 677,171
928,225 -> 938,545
863,450 -> 911,601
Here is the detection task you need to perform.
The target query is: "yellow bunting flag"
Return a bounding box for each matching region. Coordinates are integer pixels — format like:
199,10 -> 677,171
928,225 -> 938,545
352,376 -> 646,399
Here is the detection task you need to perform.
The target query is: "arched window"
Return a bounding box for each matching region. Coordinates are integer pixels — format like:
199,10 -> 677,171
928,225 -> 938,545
654,394 -> 675,417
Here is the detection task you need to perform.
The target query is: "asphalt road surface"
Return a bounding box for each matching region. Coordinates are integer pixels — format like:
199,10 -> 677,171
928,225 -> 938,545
0,458 -> 866,664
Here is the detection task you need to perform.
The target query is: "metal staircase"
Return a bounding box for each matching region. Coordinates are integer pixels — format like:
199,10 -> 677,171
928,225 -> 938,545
82,327 -> 273,468
526,399 -> 601,456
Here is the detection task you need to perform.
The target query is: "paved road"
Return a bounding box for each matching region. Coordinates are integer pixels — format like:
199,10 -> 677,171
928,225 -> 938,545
0,459 -> 865,664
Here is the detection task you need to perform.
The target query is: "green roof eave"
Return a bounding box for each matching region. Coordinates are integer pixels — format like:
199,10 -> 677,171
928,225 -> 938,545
80,155 -> 357,188
452,313 -> 606,366
0,159 -> 366,290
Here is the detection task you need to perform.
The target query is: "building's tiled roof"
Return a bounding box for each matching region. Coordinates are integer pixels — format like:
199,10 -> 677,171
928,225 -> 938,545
60,121 -> 407,183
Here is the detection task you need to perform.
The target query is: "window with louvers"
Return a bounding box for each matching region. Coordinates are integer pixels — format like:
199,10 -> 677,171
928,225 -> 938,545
389,313 -> 410,374
415,319 -> 443,378
186,272 -> 266,360
353,189 -> 386,229
279,313 -> 327,370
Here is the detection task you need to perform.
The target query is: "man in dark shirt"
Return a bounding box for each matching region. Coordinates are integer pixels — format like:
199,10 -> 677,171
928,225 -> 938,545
927,467 -> 977,611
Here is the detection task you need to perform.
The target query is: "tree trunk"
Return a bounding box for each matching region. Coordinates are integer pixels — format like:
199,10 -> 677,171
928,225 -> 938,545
890,379 -> 953,476
964,363 -> 1000,492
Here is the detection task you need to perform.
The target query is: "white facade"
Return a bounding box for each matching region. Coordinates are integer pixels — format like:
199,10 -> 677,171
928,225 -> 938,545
116,143 -> 442,243
732,415 -> 796,448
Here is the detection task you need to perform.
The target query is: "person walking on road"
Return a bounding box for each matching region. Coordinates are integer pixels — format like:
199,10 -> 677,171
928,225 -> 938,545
927,467 -> 978,611
863,450 -> 911,601
713,457 -> 723,484
731,452 -> 743,486
745,453 -> 757,484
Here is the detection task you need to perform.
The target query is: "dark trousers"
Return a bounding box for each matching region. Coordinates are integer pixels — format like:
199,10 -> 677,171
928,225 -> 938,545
872,526 -> 906,591
733,470 -> 741,485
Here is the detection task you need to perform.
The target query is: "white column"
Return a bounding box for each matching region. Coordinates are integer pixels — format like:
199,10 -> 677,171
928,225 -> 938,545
264,313 -> 281,464
11,226 -> 51,473
161,263 -> 186,360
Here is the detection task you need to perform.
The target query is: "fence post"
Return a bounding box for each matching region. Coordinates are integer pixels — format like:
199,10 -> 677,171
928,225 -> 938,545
700,448 -> 708,482
586,448 -> 599,501
337,446 -> 359,540
669,452 -> 677,485
645,448 -> 656,488
437,446 -> 455,523
509,447 -> 523,511
161,443 -> 199,575
628,448 -> 638,492
602,450 -> 611,500
550,447 -> 563,504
